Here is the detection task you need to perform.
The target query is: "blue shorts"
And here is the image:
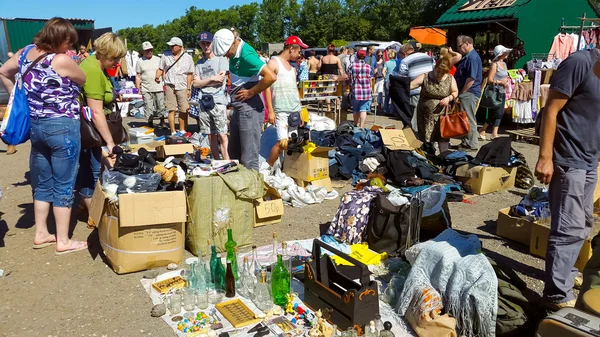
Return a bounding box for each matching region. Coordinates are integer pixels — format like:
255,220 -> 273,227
352,100 -> 371,113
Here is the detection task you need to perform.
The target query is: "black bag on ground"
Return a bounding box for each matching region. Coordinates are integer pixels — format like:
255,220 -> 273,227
366,193 -> 423,257
472,137 -> 512,167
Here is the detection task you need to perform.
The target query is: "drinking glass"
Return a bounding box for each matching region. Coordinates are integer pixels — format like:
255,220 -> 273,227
196,290 -> 209,309
168,293 -> 182,315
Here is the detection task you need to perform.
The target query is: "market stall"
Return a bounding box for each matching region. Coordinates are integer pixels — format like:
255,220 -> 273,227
431,0 -> 600,68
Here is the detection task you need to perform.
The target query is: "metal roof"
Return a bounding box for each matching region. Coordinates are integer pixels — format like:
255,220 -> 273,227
0,17 -> 94,23
436,0 -> 532,24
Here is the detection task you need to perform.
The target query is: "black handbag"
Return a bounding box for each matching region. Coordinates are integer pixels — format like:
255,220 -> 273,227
366,193 -> 423,257
481,84 -> 504,109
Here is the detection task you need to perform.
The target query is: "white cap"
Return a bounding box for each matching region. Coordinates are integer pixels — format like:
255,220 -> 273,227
213,29 -> 235,57
167,37 -> 183,46
141,41 -> 153,50
493,45 -> 512,62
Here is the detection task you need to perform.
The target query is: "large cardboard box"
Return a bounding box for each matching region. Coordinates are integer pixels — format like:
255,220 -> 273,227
379,128 -> 423,151
529,220 -> 600,272
455,164 -> 517,195
128,141 -> 165,153
496,207 -> 536,245
293,177 -> 333,192
156,144 -> 195,158
89,182 -> 186,274
254,184 -> 284,227
283,147 -> 332,182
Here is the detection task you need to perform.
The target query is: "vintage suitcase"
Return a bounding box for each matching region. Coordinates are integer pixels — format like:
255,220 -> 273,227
536,308 -> 600,337
304,240 -> 379,332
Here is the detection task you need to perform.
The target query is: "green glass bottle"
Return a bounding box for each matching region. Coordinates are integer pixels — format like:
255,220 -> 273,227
209,241 -> 218,284
225,229 -> 238,279
271,254 -> 290,306
214,253 -> 226,290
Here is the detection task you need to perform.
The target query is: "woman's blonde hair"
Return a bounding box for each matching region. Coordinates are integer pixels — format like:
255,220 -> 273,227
387,49 -> 396,59
94,33 -> 126,60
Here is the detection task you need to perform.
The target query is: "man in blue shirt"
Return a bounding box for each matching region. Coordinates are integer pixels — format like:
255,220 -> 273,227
454,35 -> 482,151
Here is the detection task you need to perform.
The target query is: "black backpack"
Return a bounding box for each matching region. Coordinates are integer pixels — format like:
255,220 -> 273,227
385,150 -> 416,186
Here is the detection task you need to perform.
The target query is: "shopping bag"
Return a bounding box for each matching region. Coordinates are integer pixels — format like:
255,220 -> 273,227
0,45 -> 46,145
439,103 -> 470,139
480,84 -> 504,109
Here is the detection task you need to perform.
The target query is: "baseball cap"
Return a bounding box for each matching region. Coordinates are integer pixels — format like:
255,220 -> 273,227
198,32 -> 213,43
213,29 -> 235,57
284,36 -> 308,49
142,41 -> 153,50
167,37 -> 183,46
357,49 -> 367,57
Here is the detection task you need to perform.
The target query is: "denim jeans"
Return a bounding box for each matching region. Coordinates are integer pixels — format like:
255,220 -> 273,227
29,117 -> 80,207
383,81 -> 391,113
229,99 -> 263,172
77,147 -> 102,198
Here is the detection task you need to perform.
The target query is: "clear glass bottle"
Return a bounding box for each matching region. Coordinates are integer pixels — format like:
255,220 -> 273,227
373,314 -> 384,333
365,322 -> 378,337
331,324 -> 339,337
250,245 -> 261,276
269,232 -> 278,271
225,229 -> 238,278
271,254 -> 290,306
379,322 -> 394,337
238,256 -> 257,299
184,151 -> 192,162
225,260 -> 236,298
253,268 -> 273,311
346,327 -> 357,337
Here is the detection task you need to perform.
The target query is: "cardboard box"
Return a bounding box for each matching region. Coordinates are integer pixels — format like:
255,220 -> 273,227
496,207 -> 536,245
156,144 -> 195,158
128,141 -> 165,153
90,182 -> 186,274
293,177 -> 333,192
455,164 -> 517,195
254,184 -> 284,227
283,147 -> 332,182
379,128 -> 423,151
529,220 -> 599,272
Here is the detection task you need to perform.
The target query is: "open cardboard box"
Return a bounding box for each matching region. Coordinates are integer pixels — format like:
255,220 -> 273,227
89,181 -> 186,274
455,164 -> 517,195
254,183 -> 284,227
283,147 -> 332,182
293,177 -> 333,192
530,219 -> 599,272
128,141 -> 165,153
496,207 -> 536,246
156,144 -> 195,158
379,128 -> 423,151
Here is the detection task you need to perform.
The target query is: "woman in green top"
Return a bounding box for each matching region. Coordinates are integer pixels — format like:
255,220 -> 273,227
77,33 -> 126,212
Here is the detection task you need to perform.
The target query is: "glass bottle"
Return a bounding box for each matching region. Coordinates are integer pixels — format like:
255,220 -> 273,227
209,240 -> 218,284
331,324 -> 339,337
184,152 -> 192,162
365,322 -> 378,337
225,229 -> 238,278
379,322 -> 394,337
214,253 -> 226,290
346,327 -> 357,337
250,245 -> 261,276
282,242 -> 292,292
271,254 -> 290,306
253,268 -> 273,311
225,260 -> 236,298
188,262 -> 199,290
269,232 -> 278,272
238,256 -> 257,299
373,314 -> 384,334
194,260 -> 208,291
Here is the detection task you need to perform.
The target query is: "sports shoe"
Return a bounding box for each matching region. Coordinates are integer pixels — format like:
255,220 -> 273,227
574,276 -> 583,289
543,298 -> 576,311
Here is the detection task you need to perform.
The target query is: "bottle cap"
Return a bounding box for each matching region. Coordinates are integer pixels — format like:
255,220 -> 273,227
273,232 -> 277,239
244,256 -> 248,262
252,245 -> 257,249
282,242 -> 287,249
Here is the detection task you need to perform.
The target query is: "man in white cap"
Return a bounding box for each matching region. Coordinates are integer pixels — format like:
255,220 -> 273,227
155,37 -> 194,135
212,28 -> 276,171
136,41 -> 166,128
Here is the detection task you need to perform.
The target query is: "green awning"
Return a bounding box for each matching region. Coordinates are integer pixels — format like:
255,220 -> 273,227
436,0 -> 531,24
428,18 -> 516,28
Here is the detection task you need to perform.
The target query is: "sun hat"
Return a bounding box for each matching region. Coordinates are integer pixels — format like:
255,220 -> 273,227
212,29 -> 235,57
141,41 -> 153,50
493,45 -> 513,62
167,37 -> 183,46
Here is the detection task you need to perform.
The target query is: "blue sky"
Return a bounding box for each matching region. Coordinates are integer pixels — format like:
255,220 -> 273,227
0,0 -> 254,31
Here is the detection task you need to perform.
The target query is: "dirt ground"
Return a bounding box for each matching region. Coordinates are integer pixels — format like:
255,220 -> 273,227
0,114 -> 548,337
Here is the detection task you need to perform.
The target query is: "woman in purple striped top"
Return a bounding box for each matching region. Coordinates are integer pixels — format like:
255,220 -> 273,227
0,18 -> 88,255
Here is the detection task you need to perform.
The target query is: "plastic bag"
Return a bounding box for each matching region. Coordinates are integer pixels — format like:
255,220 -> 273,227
420,185 -> 448,222
101,170 -> 161,196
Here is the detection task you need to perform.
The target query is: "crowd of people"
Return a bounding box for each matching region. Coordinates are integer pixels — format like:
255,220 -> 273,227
1,16 -> 600,315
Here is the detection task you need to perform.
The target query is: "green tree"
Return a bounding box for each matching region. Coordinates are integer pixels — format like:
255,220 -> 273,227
236,3 -> 260,45
257,0 -> 286,43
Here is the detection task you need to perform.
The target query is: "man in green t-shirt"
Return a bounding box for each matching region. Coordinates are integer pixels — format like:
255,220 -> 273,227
212,28 -> 276,171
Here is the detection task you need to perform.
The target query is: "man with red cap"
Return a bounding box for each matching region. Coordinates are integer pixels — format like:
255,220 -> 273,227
265,36 -> 308,167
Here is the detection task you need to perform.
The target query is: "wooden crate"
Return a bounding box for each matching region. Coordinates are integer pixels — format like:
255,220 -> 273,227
507,127 -> 539,145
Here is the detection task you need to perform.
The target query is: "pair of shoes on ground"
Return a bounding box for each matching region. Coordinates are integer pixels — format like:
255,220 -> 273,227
542,276 -> 583,310
148,117 -> 167,129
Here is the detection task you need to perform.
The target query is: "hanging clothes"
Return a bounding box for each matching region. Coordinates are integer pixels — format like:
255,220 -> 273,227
531,69 -> 541,117
548,33 -> 574,61
570,33 -> 586,51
